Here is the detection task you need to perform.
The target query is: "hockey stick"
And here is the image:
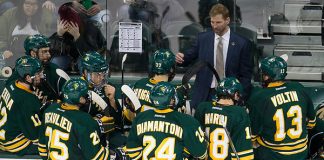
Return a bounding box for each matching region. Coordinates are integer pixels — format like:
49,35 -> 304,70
56,68 -> 70,81
181,60 -> 220,114
89,90 -> 111,116
182,60 -> 220,85
223,124 -> 240,160
121,84 -> 141,111
121,53 -> 128,83
280,54 -> 288,62
121,54 -> 128,110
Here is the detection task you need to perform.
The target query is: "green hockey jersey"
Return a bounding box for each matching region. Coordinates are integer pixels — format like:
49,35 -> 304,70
38,103 -> 109,160
0,81 -> 42,155
194,102 -> 254,160
132,78 -> 187,113
6,63 -> 65,103
247,82 -> 317,159
126,108 -> 207,159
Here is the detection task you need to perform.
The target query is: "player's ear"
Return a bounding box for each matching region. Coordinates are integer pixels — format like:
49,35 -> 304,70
234,92 -> 240,101
30,50 -> 38,58
25,74 -> 32,83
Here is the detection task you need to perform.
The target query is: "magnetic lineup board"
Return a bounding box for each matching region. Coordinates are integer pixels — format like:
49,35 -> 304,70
118,22 -> 142,53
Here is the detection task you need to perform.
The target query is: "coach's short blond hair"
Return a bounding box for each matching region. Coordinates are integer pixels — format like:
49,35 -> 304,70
209,3 -> 229,19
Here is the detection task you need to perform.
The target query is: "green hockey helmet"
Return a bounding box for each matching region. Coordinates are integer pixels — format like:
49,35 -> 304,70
15,56 -> 42,78
24,34 -> 50,55
260,56 -> 287,81
80,51 -> 108,73
216,77 -> 243,99
62,78 -> 89,104
150,81 -> 178,109
151,49 -> 175,74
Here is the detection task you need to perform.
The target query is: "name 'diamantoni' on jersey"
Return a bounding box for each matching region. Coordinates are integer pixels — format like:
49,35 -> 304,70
136,120 -> 183,139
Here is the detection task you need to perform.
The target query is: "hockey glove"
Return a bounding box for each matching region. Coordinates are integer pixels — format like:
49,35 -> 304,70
316,103 -> 324,120
110,147 -> 129,160
94,114 -> 115,134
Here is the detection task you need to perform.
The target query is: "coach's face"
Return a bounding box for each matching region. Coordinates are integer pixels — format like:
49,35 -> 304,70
210,14 -> 230,36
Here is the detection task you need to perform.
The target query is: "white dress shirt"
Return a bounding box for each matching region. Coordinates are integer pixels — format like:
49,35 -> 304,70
211,28 -> 230,88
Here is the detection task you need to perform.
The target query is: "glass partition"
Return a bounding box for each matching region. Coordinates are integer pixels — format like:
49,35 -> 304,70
0,0 -> 323,82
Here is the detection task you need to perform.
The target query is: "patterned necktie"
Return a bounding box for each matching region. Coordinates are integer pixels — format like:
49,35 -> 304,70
216,36 -> 224,79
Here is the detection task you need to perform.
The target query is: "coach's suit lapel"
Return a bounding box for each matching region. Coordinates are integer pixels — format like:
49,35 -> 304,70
207,31 -> 215,64
226,32 -> 235,75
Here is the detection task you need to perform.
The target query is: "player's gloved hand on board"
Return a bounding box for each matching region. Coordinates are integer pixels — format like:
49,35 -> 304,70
94,114 -> 115,134
123,96 -> 136,113
109,147 -> 129,160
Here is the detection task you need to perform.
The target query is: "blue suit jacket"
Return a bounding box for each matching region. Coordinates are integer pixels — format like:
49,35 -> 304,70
183,30 -> 253,109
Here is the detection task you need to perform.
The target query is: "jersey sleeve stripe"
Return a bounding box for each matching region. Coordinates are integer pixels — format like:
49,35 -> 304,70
259,136 -> 307,146
307,118 -> 316,129
231,149 -> 254,156
2,138 -> 29,149
126,146 -> 142,152
102,147 -> 109,160
251,135 -> 258,141
92,146 -> 104,160
32,139 -> 39,143
238,149 -> 254,155
93,147 -> 109,160
278,145 -> 307,155
132,152 -> 142,160
256,137 -> 308,151
38,143 -> 46,147
231,154 -> 254,160
308,117 -> 316,123
7,140 -> 31,152
39,152 -> 47,157
127,151 -> 141,158
0,134 -> 25,146
38,147 -> 47,153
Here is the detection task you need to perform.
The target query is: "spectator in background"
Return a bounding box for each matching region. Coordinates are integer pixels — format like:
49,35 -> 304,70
0,0 -> 14,15
49,2 -> 106,73
0,0 -> 54,67
72,0 -> 110,30
176,4 -> 252,110
41,0 -> 56,12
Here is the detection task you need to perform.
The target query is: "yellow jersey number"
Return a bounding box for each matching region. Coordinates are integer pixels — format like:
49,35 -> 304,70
142,135 -> 176,160
273,105 -> 303,141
